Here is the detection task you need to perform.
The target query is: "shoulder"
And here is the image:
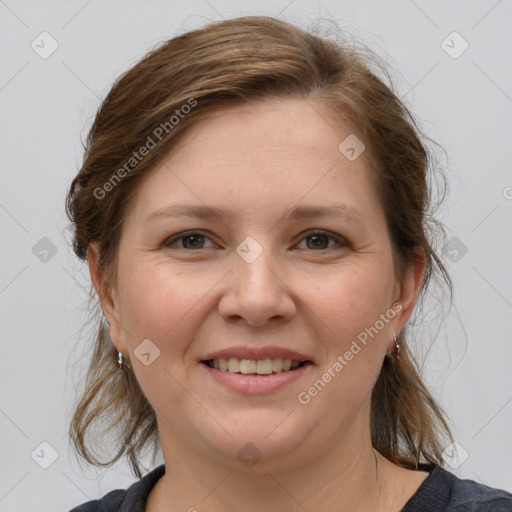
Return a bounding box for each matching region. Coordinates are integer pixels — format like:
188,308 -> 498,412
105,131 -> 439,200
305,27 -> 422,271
403,466 -> 512,512
68,465 -> 166,512
447,470 -> 512,512
68,490 -> 125,512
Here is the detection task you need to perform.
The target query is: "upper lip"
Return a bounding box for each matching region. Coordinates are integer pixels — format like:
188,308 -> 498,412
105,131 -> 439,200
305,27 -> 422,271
202,346 -> 312,362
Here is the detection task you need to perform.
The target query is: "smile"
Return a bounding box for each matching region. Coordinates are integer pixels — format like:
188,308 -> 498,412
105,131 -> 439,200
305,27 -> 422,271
200,358 -> 313,395
202,357 -> 311,375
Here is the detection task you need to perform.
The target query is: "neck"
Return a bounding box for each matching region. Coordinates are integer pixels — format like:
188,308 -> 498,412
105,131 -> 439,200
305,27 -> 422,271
148,433 -> 403,512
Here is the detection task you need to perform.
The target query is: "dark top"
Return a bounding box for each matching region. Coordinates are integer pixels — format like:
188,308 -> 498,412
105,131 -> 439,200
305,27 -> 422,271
69,464 -> 512,511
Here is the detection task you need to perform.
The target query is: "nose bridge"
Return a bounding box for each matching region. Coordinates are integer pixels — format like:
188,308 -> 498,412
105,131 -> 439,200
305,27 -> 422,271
234,235 -> 281,295
218,235 -> 295,325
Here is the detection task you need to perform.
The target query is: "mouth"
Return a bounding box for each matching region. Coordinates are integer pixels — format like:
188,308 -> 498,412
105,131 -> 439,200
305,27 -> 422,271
201,358 -> 313,376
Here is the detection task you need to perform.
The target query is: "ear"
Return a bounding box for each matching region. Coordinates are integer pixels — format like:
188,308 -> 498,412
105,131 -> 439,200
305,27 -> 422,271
389,248 -> 425,350
87,242 -> 128,355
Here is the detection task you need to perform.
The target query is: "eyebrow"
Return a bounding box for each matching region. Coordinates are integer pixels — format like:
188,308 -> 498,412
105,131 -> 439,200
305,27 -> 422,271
144,202 -> 364,225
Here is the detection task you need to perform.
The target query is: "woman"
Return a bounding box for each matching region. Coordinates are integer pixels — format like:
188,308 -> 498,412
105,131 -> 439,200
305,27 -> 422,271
66,16 -> 512,512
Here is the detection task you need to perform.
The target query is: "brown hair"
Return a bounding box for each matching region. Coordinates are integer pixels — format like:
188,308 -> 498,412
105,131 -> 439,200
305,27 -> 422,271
66,15 -> 453,478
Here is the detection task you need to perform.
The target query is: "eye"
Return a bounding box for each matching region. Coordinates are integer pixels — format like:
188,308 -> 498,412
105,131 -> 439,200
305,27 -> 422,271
161,229 -> 349,252
162,231 -> 217,250
295,230 -> 348,251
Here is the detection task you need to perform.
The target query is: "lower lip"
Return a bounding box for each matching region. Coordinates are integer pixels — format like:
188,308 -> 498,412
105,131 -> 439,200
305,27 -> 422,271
200,363 -> 312,395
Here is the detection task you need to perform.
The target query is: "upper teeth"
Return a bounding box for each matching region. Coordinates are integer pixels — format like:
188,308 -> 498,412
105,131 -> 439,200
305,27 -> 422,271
211,358 -> 302,374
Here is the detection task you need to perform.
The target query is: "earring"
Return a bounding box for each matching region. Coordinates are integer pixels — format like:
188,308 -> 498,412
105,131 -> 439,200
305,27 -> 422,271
386,330 -> 401,359
117,350 -> 123,368
393,329 -> 401,360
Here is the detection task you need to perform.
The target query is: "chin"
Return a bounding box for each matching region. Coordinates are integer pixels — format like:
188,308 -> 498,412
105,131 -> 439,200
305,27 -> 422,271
192,411 -> 311,470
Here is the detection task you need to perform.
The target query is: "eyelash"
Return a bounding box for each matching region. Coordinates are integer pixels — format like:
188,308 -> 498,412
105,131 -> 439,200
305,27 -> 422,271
162,230 -> 349,252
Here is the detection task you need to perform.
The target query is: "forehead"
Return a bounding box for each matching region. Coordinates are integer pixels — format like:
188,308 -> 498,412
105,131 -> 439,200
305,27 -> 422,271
166,97 -> 356,163
126,98 -> 381,225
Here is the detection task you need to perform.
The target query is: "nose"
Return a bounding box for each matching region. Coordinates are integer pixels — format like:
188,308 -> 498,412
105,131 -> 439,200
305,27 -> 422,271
217,247 -> 297,327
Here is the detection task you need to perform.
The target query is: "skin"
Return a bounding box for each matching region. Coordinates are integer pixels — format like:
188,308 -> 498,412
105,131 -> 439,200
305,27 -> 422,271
89,97 -> 428,511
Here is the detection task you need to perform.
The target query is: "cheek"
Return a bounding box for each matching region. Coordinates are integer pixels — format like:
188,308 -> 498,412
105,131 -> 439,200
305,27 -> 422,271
115,262 -> 212,412
305,266 -> 391,338
117,260 -> 194,346
301,265 -> 392,395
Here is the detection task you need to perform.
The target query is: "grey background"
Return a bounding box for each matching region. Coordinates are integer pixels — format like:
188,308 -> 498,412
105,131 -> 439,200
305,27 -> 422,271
1,0 -> 511,510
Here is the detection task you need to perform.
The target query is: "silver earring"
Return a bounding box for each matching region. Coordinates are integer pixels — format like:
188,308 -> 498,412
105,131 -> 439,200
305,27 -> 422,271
117,351 -> 123,368
386,330 -> 401,359
393,329 -> 401,360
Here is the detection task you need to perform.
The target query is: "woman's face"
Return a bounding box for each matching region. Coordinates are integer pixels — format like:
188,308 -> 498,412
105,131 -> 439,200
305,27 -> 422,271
96,97 -> 421,471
